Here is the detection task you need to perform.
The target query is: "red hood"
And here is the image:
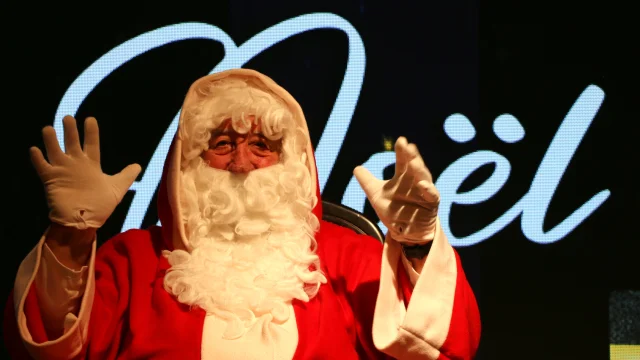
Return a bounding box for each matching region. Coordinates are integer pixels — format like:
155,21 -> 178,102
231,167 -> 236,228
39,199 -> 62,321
157,68 -> 322,251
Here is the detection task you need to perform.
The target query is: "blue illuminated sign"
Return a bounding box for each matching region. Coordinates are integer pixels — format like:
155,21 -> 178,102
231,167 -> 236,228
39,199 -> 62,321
52,13 -> 609,247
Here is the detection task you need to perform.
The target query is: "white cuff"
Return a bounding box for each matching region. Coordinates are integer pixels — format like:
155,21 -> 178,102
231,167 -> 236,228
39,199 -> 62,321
372,217 -> 457,359
13,227 -> 97,360
35,243 -> 89,335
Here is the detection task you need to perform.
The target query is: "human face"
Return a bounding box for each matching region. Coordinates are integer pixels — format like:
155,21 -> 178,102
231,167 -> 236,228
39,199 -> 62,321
201,117 -> 281,173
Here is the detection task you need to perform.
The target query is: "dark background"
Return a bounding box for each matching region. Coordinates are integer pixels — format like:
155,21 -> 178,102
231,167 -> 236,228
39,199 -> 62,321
2,1 -> 638,359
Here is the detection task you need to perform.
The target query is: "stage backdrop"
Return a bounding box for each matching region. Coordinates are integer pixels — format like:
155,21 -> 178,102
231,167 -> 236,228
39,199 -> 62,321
2,1 -> 638,359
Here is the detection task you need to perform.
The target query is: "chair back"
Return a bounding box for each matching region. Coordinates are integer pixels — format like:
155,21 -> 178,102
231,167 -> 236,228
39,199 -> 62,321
321,200 -> 384,243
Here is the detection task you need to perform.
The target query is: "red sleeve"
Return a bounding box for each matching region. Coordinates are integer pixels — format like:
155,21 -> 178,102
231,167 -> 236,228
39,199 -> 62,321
3,230 -> 145,360
436,249 -> 481,360
397,247 -> 480,360
77,232 -> 133,359
317,220 -> 480,360
4,286 -> 49,359
315,221 -> 395,359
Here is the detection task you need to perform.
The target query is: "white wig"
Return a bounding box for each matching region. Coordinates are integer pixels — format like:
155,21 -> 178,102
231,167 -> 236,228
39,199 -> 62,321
179,76 -> 309,169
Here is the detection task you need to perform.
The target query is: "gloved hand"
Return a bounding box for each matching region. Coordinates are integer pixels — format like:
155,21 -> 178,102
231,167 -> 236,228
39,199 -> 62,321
354,136 -> 440,244
30,115 -> 141,230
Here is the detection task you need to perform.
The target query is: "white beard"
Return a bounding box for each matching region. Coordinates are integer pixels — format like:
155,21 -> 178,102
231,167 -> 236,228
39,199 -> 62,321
163,157 -> 326,339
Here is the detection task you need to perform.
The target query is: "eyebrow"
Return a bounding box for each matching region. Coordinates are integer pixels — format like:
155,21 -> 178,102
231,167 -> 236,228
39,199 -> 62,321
209,129 -> 278,142
209,130 -> 283,152
210,130 -> 270,139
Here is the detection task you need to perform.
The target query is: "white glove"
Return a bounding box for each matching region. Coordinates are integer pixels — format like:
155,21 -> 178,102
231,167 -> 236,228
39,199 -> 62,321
354,137 -> 440,244
30,116 -> 141,229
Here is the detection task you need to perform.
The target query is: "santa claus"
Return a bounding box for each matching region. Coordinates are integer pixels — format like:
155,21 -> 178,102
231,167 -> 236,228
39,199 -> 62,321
4,69 -> 480,359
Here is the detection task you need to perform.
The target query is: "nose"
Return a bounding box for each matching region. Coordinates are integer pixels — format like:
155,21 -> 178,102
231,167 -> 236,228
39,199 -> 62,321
228,142 -> 255,173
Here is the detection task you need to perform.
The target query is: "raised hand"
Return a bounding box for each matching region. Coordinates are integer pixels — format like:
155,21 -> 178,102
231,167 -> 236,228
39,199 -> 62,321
30,115 -> 141,230
353,137 -> 440,244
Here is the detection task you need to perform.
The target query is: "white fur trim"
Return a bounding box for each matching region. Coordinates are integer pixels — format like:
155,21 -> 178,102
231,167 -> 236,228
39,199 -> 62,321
201,303 -> 298,360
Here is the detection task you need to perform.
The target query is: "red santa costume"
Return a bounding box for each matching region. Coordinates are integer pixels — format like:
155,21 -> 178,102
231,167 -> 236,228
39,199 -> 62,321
4,69 -> 481,359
